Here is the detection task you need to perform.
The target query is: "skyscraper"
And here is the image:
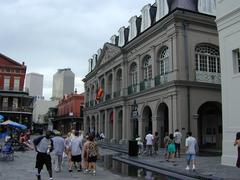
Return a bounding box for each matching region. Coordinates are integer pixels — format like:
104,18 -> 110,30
25,73 -> 44,97
52,68 -> 75,100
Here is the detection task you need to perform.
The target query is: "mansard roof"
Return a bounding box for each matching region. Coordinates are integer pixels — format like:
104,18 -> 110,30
0,53 -> 26,68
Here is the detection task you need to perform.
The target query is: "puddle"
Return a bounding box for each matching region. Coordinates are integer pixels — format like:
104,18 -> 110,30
97,155 -> 179,180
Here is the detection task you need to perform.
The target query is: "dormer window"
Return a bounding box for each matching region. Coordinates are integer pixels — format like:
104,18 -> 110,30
198,0 -> 216,16
110,35 -> 118,45
97,48 -> 102,60
118,27 -> 125,47
92,54 -> 97,69
141,4 -> 151,32
129,16 -> 138,41
156,0 -> 169,21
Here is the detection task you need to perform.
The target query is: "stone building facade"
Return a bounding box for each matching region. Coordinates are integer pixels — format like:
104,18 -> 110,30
83,0 -> 222,151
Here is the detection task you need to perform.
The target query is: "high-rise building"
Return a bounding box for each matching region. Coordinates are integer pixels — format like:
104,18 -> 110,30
25,73 -> 43,98
52,68 -> 75,100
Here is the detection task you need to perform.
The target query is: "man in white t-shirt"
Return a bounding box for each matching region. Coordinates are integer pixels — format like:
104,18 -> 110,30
185,132 -> 198,171
174,129 -> 182,158
145,131 -> 154,156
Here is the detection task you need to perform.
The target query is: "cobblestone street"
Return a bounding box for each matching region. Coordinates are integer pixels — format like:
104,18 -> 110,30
0,148 -> 135,180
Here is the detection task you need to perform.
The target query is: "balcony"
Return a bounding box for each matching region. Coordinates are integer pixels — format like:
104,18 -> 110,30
140,79 -> 152,91
114,90 -> 122,98
105,94 -> 112,101
155,74 -> 168,86
128,84 -> 138,95
0,106 -> 33,113
195,71 -> 221,84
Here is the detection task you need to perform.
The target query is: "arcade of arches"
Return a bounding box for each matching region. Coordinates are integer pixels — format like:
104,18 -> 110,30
85,100 -> 222,152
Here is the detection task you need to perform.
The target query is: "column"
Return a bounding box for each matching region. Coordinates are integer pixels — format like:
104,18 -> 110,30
104,74 -> 107,101
120,105 -> 128,144
112,69 -> 115,99
137,55 -> 141,92
151,46 -> 157,87
111,107 -> 117,143
83,116 -> 87,135
152,116 -> 158,134
138,115 -> 143,139
104,109 -> 109,141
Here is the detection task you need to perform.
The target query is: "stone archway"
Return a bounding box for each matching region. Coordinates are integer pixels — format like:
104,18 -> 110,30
197,101 -> 222,152
156,103 -> 169,147
142,106 -> 152,137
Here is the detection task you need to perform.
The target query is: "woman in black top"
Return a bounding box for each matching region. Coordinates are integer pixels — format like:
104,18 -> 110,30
234,132 -> 240,168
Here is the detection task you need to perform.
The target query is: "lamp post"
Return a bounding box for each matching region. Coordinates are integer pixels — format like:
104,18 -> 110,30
131,100 -> 139,139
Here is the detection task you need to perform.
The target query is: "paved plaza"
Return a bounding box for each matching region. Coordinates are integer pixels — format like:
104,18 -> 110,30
0,148 -> 135,180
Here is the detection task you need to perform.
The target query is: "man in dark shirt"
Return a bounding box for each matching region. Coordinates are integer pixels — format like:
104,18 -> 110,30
33,130 -> 54,180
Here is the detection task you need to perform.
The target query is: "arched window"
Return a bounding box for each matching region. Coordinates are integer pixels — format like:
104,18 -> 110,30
108,74 -> 113,95
143,55 -> 152,80
130,63 -> 138,85
195,44 -> 220,73
159,47 -> 169,75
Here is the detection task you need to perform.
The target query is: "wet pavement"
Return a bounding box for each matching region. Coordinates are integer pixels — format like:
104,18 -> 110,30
99,141 -> 240,180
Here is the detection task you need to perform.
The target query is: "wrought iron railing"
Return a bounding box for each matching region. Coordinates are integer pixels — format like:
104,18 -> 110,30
128,84 -> 138,95
195,71 -> 221,84
154,74 -> 168,86
140,79 -> 152,91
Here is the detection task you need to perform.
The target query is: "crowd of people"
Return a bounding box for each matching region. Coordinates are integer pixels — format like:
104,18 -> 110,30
136,129 -> 198,171
33,129 -> 99,180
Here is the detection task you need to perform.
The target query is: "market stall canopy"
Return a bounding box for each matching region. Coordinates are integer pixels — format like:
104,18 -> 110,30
0,120 -> 27,130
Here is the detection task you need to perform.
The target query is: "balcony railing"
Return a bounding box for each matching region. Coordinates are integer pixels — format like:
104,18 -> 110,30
155,74 -> 168,86
195,71 -> 221,84
0,106 -> 33,113
114,90 -> 122,98
128,84 -> 138,95
105,94 -> 112,101
140,79 -> 152,91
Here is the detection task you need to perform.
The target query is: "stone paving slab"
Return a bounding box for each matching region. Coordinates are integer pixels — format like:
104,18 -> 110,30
99,142 -> 240,180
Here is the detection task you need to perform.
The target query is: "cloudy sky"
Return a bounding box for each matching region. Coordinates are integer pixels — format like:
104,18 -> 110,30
0,0 -> 155,99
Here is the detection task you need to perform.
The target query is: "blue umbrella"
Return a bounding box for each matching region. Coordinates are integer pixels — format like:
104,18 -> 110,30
0,120 -> 27,130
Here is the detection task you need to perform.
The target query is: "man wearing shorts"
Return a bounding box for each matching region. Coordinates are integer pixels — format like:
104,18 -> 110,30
33,130 -> 54,180
69,131 -> 82,172
185,132 -> 198,171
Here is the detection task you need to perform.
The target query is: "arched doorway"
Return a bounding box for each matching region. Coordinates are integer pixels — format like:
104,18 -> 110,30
91,116 -> 96,133
86,116 -> 90,133
118,110 -> 123,141
198,101 -> 222,152
157,103 -> 169,147
108,111 -> 114,139
142,106 -> 152,137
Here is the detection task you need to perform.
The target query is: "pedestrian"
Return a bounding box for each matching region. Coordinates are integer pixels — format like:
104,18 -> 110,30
185,132 -> 198,171
64,132 -> 72,171
145,131 -> 154,156
153,132 -> 160,155
167,133 -> 176,161
100,132 -> 105,141
82,135 -> 90,173
174,129 -> 182,158
87,134 -> 98,175
33,130 -> 54,180
163,132 -> 170,159
52,132 -> 65,172
234,132 -> 240,168
135,135 -> 143,155
69,131 -> 83,172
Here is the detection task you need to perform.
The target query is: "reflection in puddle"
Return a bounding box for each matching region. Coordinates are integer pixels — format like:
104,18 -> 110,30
97,155 -> 179,180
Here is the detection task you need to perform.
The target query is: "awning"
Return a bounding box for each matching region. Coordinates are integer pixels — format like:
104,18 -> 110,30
0,120 -> 27,130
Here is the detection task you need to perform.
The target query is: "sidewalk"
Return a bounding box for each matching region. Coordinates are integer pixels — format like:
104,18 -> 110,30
98,141 -> 240,180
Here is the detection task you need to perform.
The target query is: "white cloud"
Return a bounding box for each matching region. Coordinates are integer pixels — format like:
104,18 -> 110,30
0,0 -> 155,99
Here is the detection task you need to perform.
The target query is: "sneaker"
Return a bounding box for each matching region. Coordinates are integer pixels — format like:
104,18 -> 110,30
92,170 -> 96,175
49,178 -> 53,180
36,174 -> 41,180
192,165 -> 196,171
83,169 -> 89,174
185,166 -> 190,170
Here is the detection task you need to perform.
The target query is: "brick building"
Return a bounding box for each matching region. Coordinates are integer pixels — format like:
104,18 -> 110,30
53,92 -> 84,134
0,53 -> 33,128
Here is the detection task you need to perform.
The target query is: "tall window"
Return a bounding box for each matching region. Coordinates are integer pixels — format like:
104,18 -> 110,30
130,63 -> 138,85
143,55 -> 152,80
108,74 -> 113,94
14,77 -> 20,91
2,97 -> 8,107
4,76 -> 10,90
159,47 -> 169,75
195,44 -> 220,73
13,98 -> 18,108
233,48 -> 240,74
